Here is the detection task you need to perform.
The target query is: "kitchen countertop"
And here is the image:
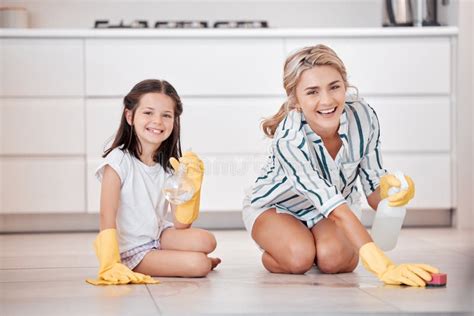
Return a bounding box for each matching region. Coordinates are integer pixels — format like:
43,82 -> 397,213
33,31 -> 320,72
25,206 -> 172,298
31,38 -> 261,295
0,27 -> 458,38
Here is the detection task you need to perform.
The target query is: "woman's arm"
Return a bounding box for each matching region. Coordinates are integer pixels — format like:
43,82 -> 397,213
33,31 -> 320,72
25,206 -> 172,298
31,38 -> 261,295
99,165 -> 121,231
328,203 -> 372,250
366,186 -> 382,211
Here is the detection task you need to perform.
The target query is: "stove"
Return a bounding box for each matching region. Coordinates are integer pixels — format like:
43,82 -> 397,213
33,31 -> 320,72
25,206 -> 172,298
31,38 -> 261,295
94,20 -> 269,29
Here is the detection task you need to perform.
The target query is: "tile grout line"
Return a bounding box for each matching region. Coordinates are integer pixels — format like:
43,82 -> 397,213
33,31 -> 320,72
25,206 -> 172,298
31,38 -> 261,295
146,284 -> 163,315
333,274 -> 402,312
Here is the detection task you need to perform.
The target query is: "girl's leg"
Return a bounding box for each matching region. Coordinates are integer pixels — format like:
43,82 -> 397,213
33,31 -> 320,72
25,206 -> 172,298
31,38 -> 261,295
252,208 -> 316,274
160,228 -> 221,269
160,227 -> 217,254
134,249 -> 213,277
311,218 -> 359,274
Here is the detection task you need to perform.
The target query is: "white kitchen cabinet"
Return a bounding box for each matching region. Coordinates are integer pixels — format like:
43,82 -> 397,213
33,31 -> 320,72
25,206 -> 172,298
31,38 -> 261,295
285,37 -> 451,95
0,98 -> 85,155
85,38 -> 285,96
364,96 -> 451,152
0,28 -> 457,227
180,97 -> 278,154
0,39 -> 84,96
0,158 -> 85,213
382,154 -> 451,208
85,98 -> 123,157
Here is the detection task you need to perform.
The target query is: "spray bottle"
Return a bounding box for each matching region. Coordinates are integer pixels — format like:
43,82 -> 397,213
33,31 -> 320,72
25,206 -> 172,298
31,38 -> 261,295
370,171 -> 408,251
162,163 -> 195,205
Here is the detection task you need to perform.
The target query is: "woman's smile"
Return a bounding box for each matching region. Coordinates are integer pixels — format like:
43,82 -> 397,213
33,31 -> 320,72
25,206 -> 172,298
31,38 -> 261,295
316,106 -> 338,117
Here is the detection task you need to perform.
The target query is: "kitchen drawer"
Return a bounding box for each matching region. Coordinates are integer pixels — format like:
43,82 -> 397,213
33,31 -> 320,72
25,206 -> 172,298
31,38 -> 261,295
86,98 -> 123,158
360,153 -> 451,209
87,159 -> 101,213
285,37 -> 451,95
201,153 -> 452,211
0,157 -> 85,213
1,98 -> 85,155
85,38 -> 285,96
87,97 -> 278,156
0,39 -> 84,96
180,97 -> 278,153
364,96 -> 451,152
198,154 -> 267,211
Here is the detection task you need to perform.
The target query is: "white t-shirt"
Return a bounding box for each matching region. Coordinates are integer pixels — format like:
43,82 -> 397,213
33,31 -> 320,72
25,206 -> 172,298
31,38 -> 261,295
96,148 -> 172,253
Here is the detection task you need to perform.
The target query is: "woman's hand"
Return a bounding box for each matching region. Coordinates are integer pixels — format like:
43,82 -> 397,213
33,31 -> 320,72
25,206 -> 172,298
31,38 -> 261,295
380,173 -> 415,207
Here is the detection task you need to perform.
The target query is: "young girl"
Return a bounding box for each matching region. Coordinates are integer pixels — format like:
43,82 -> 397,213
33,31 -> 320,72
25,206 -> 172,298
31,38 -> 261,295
243,44 -> 438,287
87,79 -> 220,285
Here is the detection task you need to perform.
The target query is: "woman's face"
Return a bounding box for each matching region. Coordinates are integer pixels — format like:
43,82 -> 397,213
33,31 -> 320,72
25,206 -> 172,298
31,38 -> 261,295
295,65 -> 346,137
126,92 -> 175,151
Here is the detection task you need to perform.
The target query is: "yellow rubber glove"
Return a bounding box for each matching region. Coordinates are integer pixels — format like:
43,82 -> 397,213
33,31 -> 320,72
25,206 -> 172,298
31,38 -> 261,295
169,151 -> 204,224
359,242 -> 439,287
380,174 -> 415,207
86,229 -> 159,285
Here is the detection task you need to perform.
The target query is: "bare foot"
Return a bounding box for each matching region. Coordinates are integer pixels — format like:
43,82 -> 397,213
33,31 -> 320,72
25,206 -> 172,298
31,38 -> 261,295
210,257 -> 221,270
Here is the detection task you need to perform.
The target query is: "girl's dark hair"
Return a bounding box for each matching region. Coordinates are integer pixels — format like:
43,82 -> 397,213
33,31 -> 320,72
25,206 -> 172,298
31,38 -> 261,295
103,79 -> 183,173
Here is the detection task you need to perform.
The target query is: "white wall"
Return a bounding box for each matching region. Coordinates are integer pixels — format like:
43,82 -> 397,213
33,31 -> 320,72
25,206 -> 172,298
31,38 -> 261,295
2,0 -> 383,28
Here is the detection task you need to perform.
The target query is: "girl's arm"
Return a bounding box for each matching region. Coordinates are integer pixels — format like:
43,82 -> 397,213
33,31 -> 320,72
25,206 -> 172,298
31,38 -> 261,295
99,165 -> 121,231
328,203 -> 372,250
171,204 -> 192,229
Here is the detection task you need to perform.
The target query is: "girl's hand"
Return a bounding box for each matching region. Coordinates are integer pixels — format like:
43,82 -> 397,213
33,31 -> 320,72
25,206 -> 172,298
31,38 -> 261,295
170,151 -> 204,192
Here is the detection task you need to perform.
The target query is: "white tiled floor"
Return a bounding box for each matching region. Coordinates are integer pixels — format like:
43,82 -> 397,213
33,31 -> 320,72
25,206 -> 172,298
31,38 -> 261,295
0,228 -> 473,315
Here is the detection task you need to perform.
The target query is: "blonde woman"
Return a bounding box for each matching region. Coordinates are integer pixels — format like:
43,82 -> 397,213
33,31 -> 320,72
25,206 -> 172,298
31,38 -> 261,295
243,44 -> 438,287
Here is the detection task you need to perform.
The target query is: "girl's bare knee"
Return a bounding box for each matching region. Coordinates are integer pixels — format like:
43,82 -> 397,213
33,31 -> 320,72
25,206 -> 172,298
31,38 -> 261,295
187,253 -> 212,277
198,230 -> 217,254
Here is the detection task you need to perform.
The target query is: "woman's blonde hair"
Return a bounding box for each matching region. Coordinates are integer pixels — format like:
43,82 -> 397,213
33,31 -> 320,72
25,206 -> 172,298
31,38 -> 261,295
262,44 -> 351,138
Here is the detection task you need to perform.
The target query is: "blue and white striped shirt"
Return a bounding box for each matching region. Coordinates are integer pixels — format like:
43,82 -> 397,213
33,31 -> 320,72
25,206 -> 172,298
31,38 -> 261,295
249,98 -> 387,227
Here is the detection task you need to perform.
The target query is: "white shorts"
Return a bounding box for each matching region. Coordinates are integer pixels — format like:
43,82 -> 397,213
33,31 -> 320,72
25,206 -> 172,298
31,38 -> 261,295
242,188 -> 362,236
242,192 -> 270,235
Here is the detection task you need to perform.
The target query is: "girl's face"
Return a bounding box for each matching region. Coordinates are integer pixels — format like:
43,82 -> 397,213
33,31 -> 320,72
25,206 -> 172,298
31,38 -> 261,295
295,65 -> 346,137
126,92 -> 175,151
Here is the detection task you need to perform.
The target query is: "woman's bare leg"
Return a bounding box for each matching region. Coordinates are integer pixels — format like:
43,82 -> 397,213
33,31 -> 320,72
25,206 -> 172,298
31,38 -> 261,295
311,218 -> 359,274
252,208 -> 316,274
134,249 -> 213,277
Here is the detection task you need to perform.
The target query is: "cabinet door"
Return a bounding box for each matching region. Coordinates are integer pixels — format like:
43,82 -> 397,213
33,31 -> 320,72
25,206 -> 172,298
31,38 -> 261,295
0,39 -> 84,96
85,38 -> 285,96
0,98 -> 85,155
85,98 -> 123,158
364,96 -> 451,152
0,158 -> 85,213
382,154 -> 451,208
180,97 -> 279,154
359,153 -> 451,209
199,154 -> 267,211
285,37 -> 451,95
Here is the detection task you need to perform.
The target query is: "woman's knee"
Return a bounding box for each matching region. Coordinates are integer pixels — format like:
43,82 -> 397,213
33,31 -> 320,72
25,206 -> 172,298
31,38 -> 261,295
316,240 -> 355,274
283,243 -> 316,274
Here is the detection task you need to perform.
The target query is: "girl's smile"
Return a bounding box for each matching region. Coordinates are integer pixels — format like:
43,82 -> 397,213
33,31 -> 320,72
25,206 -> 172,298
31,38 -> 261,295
126,92 -> 175,157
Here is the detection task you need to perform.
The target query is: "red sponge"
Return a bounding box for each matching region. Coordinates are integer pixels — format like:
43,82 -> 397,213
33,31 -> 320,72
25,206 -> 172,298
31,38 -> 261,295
426,273 -> 447,287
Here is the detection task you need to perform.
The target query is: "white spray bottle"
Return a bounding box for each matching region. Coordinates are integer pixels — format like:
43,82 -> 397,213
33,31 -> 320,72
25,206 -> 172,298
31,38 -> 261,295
370,171 -> 408,251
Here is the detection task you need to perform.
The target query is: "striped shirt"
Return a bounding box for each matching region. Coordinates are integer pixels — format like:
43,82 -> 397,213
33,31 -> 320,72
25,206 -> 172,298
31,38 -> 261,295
249,97 -> 387,228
